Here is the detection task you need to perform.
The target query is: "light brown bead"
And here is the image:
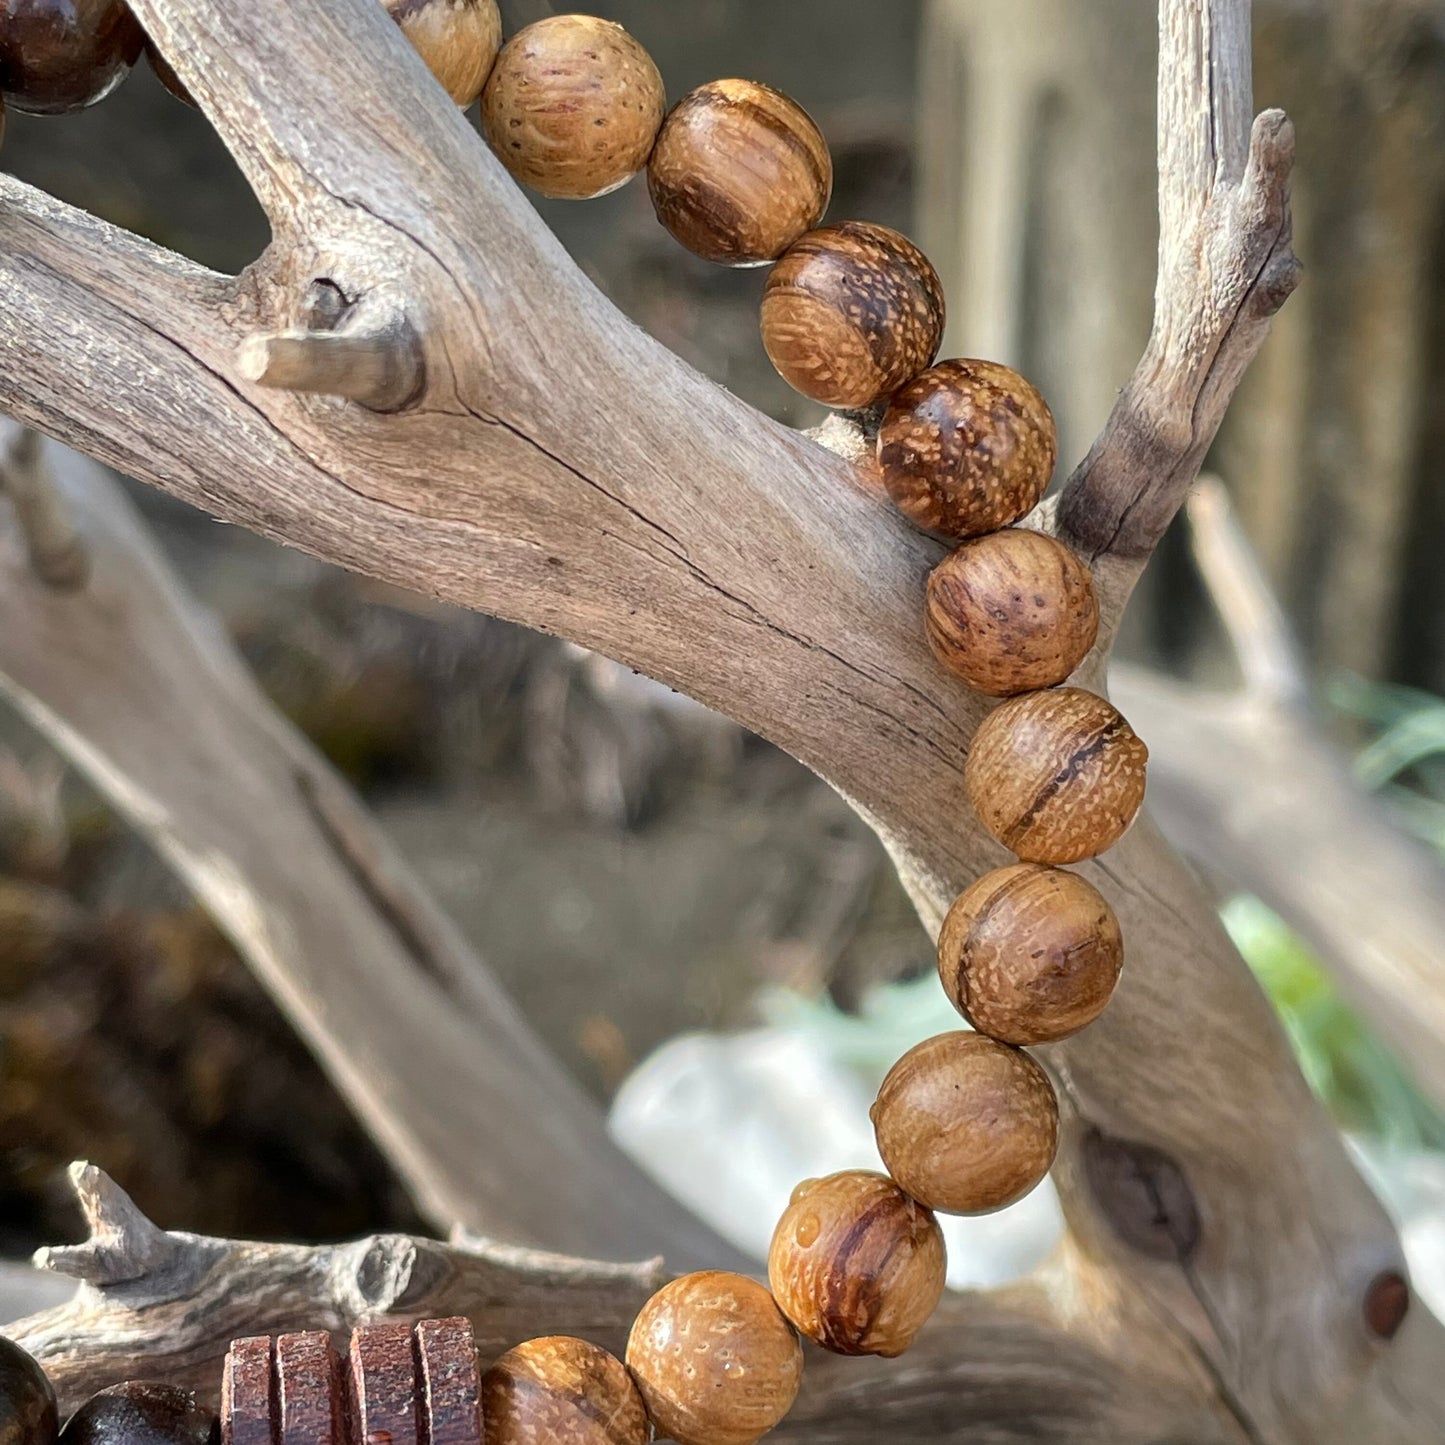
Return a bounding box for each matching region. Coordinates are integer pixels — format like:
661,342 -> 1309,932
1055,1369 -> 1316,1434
937,864 -> 1123,1044
648,79 -> 832,266
925,530 -> 1098,696
481,16 -> 665,200
871,1032 -> 1058,1215
482,1336 -> 647,1445
878,359 -> 1056,538
965,687 -> 1148,864
384,0 -> 501,107
626,1271 -> 802,1445
768,1170 -> 946,1358
761,222 -> 945,409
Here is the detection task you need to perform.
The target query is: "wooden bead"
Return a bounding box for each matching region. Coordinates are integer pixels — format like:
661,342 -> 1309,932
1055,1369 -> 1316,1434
648,79 -> 832,266
878,359 -> 1056,538
926,530 -> 1098,696
767,1170 -> 946,1358
0,0 -> 142,115
761,222 -> 944,409
870,1032 -> 1058,1215
481,16 -> 665,200
58,1384 -> 218,1445
626,1271 -> 802,1445
384,0 -> 501,108
937,864 -> 1122,1044
416,1319 -> 485,1445
0,1337 -> 57,1445
964,687 -> 1148,864
144,40 -> 192,105
482,1337 -> 646,1445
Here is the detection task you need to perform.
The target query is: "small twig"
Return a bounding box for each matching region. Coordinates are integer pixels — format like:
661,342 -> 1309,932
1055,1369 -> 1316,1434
1187,475 -> 1308,705
0,426 -> 89,591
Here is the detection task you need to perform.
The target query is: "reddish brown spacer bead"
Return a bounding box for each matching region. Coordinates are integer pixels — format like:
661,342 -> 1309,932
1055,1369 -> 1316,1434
925,529 -> 1099,696
761,222 -> 945,409
937,863 -> 1123,1045
878,359 -> 1056,539
648,78 -> 832,266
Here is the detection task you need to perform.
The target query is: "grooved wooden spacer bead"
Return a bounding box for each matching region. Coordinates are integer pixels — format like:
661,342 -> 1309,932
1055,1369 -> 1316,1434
937,863 -> 1123,1044
384,0 -> 501,107
871,1032 -> 1059,1215
964,687 -> 1149,864
626,1271 -> 803,1445
481,16 -> 665,200
925,529 -> 1099,696
648,79 -> 832,265
0,0 -> 142,115
481,1336 -> 648,1445
878,359 -> 1056,538
761,222 -> 945,409
768,1170 -> 946,1358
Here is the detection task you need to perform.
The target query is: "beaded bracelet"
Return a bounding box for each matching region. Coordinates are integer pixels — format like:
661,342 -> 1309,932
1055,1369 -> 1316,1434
0,5 -> 1149,1444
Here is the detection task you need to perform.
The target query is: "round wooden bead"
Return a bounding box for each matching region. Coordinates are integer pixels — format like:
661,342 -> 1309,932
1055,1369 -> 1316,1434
761,222 -> 945,409
878,359 -> 1056,538
481,16 -> 665,200
768,1170 -> 946,1358
648,79 -> 832,266
965,687 -> 1148,864
871,1032 -> 1058,1215
482,1336 -> 646,1445
937,864 -> 1122,1044
626,1271 -> 802,1445
144,40 -> 191,105
925,530 -> 1098,696
385,0 -> 501,108
58,1384 -> 218,1445
0,0 -> 143,115
0,1336 -> 57,1445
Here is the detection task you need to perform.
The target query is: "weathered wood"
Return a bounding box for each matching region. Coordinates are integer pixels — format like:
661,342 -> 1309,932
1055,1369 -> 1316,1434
0,0 -> 1440,1439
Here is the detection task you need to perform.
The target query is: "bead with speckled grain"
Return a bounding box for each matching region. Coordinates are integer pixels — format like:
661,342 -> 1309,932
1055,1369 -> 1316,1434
482,1336 -> 647,1445
384,0 -> 501,107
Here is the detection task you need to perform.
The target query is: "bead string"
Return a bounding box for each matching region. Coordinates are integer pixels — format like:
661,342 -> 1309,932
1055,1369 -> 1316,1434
0,5 -> 1148,1443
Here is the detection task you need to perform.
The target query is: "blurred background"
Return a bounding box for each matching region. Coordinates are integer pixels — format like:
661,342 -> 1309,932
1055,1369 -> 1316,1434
2,0 -> 1445,1311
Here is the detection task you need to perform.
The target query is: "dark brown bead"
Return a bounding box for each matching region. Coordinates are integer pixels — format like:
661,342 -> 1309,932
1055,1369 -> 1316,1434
627,1271 -> 802,1445
1364,1271 -> 1410,1341
481,16 -> 665,200
648,79 -> 832,266
0,0 -> 142,116
0,1337 -> 57,1445
144,38 -> 190,105
385,0 -> 500,107
926,530 -> 1098,696
482,1336 -> 646,1445
937,863 -> 1123,1044
965,687 -> 1148,864
871,1032 -> 1059,1215
878,359 -> 1056,538
768,1170 -> 946,1358
761,222 -> 945,409
58,1384 -> 217,1445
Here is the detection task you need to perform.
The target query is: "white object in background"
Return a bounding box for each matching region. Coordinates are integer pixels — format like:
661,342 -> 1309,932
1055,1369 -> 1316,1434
609,1026 -> 1065,1289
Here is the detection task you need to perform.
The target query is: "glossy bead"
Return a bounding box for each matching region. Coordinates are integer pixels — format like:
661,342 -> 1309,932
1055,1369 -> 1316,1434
648,79 -> 832,265
937,864 -> 1122,1044
925,530 -> 1098,696
57,1383 -> 218,1445
878,359 -> 1056,538
384,0 -> 501,107
482,1336 -> 646,1445
871,1032 -> 1058,1215
0,1336 -> 57,1445
0,0 -> 142,116
626,1271 -> 802,1445
761,222 -> 944,409
768,1170 -> 946,1357
481,16 -> 665,200
144,39 -> 191,105
965,687 -> 1148,864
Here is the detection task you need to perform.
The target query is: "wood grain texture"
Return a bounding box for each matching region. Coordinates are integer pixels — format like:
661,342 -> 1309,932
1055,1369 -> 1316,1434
480,1337 -> 646,1445
222,1339 -> 274,1445
385,0 -> 500,107
415,1320 -> 483,1445
276,1333 -> 346,1445
0,0 -> 1439,1439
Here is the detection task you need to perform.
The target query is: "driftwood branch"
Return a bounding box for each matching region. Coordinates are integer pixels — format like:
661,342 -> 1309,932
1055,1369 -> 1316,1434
0,0 -> 1439,1439
0,439 -> 736,1271
0,423 -> 88,591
